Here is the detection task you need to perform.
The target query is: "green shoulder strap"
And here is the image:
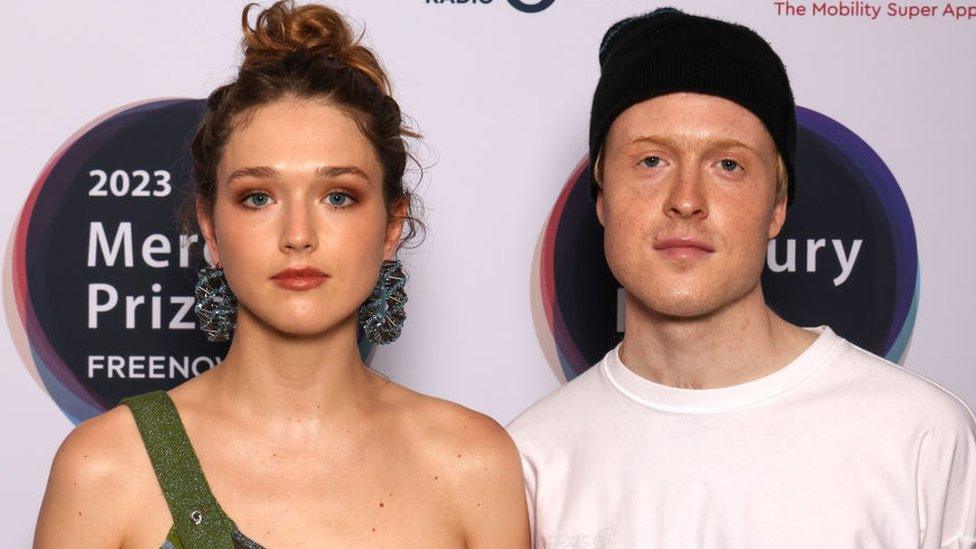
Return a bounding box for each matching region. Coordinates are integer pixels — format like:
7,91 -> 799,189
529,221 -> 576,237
122,390 -> 237,548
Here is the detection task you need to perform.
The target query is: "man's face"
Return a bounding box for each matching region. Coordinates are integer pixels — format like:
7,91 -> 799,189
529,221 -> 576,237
597,92 -> 787,319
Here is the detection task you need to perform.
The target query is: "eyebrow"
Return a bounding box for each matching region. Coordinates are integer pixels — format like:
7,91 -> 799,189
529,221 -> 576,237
631,135 -> 759,154
225,165 -> 372,185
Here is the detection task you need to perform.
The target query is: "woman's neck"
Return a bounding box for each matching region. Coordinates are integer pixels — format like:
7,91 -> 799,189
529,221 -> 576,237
203,308 -> 384,427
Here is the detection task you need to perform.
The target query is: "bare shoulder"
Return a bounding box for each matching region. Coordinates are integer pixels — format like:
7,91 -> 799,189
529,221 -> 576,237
34,405 -> 157,547
376,382 -> 530,546
46,405 -> 146,499
379,381 -> 519,468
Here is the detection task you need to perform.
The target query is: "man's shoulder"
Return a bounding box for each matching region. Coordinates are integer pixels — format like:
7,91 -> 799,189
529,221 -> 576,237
824,334 -> 975,432
507,361 -> 609,445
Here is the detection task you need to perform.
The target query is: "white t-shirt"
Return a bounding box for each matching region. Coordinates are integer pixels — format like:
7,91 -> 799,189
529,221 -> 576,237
508,327 -> 976,548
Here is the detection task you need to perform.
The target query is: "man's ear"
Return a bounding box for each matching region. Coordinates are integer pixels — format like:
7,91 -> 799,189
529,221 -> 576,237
767,193 -> 788,239
593,148 -> 607,228
384,199 -> 407,260
595,187 -> 607,228
196,199 -> 221,266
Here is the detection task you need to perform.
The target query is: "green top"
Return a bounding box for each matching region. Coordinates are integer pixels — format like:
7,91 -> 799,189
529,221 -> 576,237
122,390 -> 265,549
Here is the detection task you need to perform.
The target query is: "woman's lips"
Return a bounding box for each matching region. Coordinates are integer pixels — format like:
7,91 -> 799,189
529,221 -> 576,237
271,268 -> 328,291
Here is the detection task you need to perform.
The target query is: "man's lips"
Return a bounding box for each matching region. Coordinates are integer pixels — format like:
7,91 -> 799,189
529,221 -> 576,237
652,238 -> 716,257
271,267 -> 328,290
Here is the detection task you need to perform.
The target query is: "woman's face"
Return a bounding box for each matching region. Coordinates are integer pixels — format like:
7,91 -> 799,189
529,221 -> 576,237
199,97 -> 400,337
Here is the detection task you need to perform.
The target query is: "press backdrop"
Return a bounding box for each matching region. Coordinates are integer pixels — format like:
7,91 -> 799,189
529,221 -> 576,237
3,0 -> 975,543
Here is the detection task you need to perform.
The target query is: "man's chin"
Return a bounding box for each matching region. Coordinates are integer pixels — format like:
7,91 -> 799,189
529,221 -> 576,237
628,289 -> 727,321
654,303 -> 721,321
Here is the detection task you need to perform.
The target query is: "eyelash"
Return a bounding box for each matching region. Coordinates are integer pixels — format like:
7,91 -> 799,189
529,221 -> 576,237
325,191 -> 355,209
241,192 -> 273,209
718,159 -> 741,172
636,157 -> 744,173
239,191 -> 356,210
639,156 -> 663,168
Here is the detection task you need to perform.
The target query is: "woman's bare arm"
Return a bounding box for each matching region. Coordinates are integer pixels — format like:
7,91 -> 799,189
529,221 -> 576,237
34,408 -> 137,548
452,415 -> 531,549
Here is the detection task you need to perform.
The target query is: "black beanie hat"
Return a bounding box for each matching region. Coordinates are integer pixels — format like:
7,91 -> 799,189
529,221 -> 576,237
589,7 -> 797,204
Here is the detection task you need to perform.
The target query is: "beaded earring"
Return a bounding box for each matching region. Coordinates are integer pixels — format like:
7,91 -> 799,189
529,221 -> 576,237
193,263 -> 237,342
359,259 -> 408,345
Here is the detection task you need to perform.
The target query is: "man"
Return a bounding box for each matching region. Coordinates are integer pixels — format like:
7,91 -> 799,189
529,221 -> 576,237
508,8 -> 975,548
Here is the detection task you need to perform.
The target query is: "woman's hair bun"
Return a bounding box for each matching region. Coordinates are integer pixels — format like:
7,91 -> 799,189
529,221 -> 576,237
240,1 -> 390,94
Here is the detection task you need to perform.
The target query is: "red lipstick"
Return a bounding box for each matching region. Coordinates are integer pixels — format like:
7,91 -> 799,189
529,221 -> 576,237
271,267 -> 328,291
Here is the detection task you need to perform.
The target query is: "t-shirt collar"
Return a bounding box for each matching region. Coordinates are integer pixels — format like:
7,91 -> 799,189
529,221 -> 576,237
602,326 -> 846,414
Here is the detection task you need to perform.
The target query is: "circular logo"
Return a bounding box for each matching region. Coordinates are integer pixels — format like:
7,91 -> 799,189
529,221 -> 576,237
532,106 -> 919,382
8,99 -> 375,424
508,0 -> 556,13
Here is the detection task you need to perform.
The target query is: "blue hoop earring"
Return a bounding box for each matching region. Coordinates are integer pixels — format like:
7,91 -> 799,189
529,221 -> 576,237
194,263 -> 237,342
359,259 -> 407,345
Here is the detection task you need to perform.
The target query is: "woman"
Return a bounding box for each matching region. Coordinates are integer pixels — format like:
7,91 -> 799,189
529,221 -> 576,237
34,2 -> 529,547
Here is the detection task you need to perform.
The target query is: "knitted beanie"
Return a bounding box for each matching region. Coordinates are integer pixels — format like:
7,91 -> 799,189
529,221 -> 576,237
590,7 -> 797,204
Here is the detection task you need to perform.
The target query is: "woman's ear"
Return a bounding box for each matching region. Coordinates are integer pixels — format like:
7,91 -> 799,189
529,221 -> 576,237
196,199 -> 221,266
383,199 -> 407,260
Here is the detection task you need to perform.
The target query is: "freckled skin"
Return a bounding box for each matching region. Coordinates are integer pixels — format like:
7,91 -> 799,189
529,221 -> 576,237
34,99 -> 530,548
597,92 -> 817,390
208,99 -> 390,337
598,93 -> 786,320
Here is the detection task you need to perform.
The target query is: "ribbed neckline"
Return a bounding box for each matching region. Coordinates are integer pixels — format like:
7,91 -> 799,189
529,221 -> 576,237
602,326 -> 845,414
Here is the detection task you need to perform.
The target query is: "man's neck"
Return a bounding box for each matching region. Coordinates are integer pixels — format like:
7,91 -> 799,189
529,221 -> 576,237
618,285 -> 818,389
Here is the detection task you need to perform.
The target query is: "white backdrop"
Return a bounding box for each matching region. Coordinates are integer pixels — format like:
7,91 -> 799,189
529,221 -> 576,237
3,0 -> 974,544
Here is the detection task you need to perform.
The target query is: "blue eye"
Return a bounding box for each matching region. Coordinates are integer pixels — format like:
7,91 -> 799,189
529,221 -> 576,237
243,193 -> 273,208
719,159 -> 740,171
326,192 -> 353,208
641,156 -> 662,168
